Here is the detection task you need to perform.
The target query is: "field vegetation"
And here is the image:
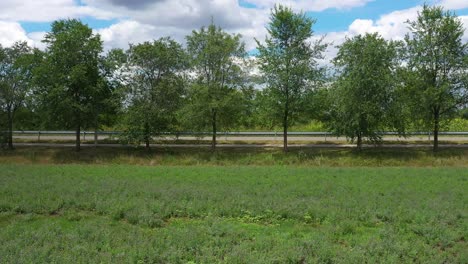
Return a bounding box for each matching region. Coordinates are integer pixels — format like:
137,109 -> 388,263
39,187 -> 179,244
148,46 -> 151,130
1,146 -> 468,166
0,164 -> 467,263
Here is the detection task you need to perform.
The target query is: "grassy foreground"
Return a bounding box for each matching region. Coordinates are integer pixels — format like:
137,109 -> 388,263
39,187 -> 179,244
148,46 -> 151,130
0,165 -> 467,263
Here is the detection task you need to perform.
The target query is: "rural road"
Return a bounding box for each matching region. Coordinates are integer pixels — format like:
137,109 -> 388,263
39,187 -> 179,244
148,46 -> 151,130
13,142 -> 468,149
12,133 -> 468,149
13,134 -> 468,142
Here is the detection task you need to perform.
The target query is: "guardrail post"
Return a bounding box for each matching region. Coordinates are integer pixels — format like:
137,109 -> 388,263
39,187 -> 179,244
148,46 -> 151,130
38,131 -> 41,142
94,130 -> 98,146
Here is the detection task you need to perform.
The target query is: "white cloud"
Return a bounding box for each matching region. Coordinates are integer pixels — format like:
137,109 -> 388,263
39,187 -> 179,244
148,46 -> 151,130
0,21 -> 34,47
90,0 -> 271,50
85,0 -> 261,29
96,20 -> 195,51
240,0 -> 372,11
96,20 -> 156,50
0,21 -> 47,49
27,31 -> 48,50
459,15 -> 468,42
0,0 -> 114,22
317,5 -> 467,66
347,7 -> 419,40
438,0 -> 468,10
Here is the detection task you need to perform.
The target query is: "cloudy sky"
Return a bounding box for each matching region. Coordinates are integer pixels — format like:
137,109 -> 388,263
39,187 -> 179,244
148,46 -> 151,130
0,0 -> 467,62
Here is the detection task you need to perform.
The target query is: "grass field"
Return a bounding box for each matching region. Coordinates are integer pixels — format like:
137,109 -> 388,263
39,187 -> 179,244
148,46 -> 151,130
2,146 -> 468,166
1,164 -> 467,263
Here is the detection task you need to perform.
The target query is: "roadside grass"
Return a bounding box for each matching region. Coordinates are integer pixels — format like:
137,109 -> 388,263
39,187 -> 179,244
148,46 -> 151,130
1,146 -> 468,166
0,165 -> 467,263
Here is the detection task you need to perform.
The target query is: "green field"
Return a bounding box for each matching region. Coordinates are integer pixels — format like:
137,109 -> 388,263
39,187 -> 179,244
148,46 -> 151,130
1,164 -> 467,263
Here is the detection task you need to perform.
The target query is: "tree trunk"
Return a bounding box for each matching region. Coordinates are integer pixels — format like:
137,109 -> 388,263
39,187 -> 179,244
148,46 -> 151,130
75,125 -> 81,152
144,122 -> 150,150
283,108 -> 288,153
212,108 -> 217,151
433,111 -> 439,152
7,110 -> 13,150
94,128 -> 98,147
357,133 -> 362,151
145,138 -> 150,149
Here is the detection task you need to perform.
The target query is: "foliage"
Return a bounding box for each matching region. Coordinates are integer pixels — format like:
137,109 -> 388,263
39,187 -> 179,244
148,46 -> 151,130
182,23 -> 247,150
256,5 -> 327,151
35,19 -> 103,151
0,165 -> 467,263
91,48 -> 127,133
404,4 -> 468,151
446,117 -> 468,131
0,41 -> 34,149
123,38 -> 186,148
327,33 -> 404,149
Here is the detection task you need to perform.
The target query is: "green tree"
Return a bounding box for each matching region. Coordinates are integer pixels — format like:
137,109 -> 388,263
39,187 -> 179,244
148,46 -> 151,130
0,41 -> 34,149
405,5 -> 468,151
36,19 -> 103,151
91,48 -> 127,145
123,38 -> 186,149
184,23 -> 247,150
256,5 -> 327,152
327,33 -> 403,150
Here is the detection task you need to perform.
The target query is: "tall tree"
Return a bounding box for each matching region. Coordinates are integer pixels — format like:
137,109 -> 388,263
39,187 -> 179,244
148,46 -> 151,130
256,5 -> 326,152
37,19 -> 103,151
0,41 -> 34,149
405,5 -> 468,152
184,23 -> 247,151
124,38 -> 186,149
328,33 -> 404,150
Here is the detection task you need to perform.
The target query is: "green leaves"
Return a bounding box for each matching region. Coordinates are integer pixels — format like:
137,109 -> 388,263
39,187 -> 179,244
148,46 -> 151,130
256,5 -> 327,150
34,19 -> 105,150
0,41 -> 34,148
182,22 -> 247,148
123,38 -> 187,146
404,4 -> 467,151
328,33 -> 402,148
38,19 -> 103,127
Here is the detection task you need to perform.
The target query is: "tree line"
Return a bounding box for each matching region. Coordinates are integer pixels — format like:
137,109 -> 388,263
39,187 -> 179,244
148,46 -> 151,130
0,4 -> 466,152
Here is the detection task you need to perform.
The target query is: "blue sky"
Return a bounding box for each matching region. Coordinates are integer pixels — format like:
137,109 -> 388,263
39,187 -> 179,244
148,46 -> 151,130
21,18 -> 119,34
309,0 -> 426,33
319,2 -> 467,34
0,0 -> 467,60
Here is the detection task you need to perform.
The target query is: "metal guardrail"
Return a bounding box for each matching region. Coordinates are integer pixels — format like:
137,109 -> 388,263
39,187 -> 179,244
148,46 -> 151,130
11,130 -> 468,136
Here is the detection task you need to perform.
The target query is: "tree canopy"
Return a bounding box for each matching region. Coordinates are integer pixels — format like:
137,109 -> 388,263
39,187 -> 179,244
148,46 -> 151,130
256,5 -> 327,152
182,23 -> 247,150
328,33 -> 404,149
124,38 -> 187,148
36,19 -> 103,151
0,41 -> 34,149
404,4 -> 468,151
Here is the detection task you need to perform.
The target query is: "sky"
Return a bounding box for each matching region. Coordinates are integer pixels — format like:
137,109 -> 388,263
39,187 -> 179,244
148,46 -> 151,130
0,0 -> 467,63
